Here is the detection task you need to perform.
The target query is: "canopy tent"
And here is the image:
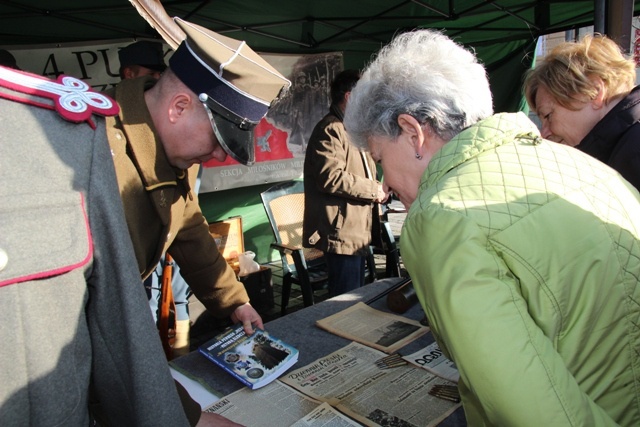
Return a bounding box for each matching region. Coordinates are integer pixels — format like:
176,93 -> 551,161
1,0 -> 639,112
2,0 -> 639,263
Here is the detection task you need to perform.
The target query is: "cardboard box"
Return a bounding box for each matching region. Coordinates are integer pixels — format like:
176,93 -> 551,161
208,216 -> 244,274
208,216 -> 274,313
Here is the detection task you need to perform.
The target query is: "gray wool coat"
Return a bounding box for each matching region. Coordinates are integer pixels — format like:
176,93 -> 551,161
0,75 -> 190,426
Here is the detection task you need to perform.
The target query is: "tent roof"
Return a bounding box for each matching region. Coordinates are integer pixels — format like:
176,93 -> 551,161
1,1 -> 634,50
2,1 -> 638,111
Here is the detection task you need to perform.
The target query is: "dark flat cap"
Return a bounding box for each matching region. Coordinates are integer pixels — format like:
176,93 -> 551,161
118,41 -> 167,72
0,50 -> 19,70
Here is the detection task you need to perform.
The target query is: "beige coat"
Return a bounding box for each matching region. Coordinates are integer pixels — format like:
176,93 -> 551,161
105,77 -> 249,317
303,104 -> 381,255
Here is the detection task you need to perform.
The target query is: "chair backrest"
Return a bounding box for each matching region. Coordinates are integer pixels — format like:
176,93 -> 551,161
260,180 -> 324,274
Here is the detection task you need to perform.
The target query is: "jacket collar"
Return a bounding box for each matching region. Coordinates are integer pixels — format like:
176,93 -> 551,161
577,85 -> 640,163
330,103 -> 344,122
422,112 -> 541,188
115,77 -> 190,192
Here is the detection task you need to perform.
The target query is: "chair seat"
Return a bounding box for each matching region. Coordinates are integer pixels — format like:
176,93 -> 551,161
300,267 -> 329,289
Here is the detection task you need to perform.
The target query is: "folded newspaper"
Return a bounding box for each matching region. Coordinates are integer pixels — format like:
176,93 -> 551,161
280,341 -> 460,426
315,302 -> 429,353
403,341 -> 460,383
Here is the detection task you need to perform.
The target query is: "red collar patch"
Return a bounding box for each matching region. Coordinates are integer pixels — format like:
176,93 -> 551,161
0,66 -> 119,129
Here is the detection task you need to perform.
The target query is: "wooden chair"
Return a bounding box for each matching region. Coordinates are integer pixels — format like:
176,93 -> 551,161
260,180 -> 329,315
260,180 -> 379,315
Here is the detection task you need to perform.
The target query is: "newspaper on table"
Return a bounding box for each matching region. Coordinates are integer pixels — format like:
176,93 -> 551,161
205,381 -> 362,426
403,341 -> 460,383
291,402 -> 364,427
280,341 -> 461,427
315,302 -> 429,354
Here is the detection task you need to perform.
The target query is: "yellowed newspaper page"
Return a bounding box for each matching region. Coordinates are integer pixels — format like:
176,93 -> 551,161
204,381 -> 321,425
291,402 -> 363,427
281,342 -> 460,427
316,302 -> 429,353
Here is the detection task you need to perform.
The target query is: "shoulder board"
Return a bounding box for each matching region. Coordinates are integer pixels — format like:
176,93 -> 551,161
0,66 -> 119,129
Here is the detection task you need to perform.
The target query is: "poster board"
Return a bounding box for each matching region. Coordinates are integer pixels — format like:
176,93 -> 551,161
198,52 -> 343,192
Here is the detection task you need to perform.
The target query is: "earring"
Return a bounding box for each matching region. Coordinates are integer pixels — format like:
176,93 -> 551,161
415,153 -> 423,160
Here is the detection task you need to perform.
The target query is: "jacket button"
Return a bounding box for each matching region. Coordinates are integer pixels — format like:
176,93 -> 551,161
0,248 -> 7,272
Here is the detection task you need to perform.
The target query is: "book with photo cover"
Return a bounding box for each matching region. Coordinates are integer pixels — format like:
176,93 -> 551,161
198,324 -> 299,390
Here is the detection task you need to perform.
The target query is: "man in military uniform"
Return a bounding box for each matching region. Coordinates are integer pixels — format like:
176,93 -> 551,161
106,19 -> 290,341
117,38 -> 195,357
0,66 -> 197,425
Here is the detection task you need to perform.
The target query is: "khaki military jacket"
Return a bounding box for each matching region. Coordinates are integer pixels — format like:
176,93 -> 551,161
105,77 -> 249,317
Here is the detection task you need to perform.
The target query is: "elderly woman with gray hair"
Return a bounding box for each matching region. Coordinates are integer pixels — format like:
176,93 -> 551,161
344,30 -> 640,426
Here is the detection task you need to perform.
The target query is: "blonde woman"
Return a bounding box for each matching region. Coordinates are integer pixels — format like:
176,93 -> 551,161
524,34 -> 640,189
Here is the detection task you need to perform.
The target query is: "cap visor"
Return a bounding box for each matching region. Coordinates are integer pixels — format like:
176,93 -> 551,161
210,113 -> 255,166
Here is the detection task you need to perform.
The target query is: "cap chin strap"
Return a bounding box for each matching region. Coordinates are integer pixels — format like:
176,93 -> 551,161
200,98 -> 251,165
200,99 -> 226,146
199,93 -> 257,131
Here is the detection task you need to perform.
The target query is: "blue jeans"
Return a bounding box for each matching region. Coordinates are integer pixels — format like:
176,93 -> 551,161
325,253 -> 366,297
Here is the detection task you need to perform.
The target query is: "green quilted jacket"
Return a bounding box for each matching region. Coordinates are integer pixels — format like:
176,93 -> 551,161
402,112 -> 640,426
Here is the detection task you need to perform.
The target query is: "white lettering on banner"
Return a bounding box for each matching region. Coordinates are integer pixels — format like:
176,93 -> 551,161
247,162 -> 287,174
219,168 -> 243,177
9,39 -> 162,92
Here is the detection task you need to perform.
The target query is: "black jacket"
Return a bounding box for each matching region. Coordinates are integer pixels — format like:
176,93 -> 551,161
578,85 -> 640,191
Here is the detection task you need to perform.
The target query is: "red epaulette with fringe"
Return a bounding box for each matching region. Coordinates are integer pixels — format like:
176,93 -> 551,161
0,66 -> 119,130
